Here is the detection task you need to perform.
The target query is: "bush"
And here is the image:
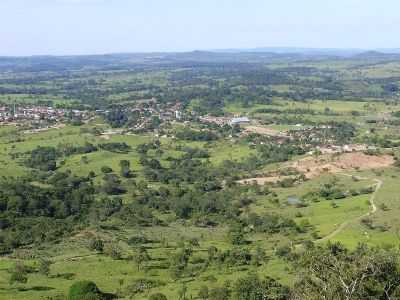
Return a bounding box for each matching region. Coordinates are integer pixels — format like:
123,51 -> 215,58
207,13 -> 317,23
9,262 -> 28,285
103,243 -> 122,260
209,287 -> 230,300
101,166 -> 113,174
198,285 -> 209,300
127,235 -> 149,246
9,272 -> 28,285
149,293 -> 168,300
275,245 -> 292,258
38,258 -> 52,276
126,278 -> 165,296
68,281 -> 102,300
88,238 -> 104,253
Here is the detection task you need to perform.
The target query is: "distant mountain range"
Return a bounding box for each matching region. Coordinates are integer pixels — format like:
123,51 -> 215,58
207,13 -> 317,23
1,48 -> 400,73
210,47 -> 400,56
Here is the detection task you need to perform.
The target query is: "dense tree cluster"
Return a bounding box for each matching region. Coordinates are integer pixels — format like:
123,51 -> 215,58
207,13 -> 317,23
0,172 -> 94,252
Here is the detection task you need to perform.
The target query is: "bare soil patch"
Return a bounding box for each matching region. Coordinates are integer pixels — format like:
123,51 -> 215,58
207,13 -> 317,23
238,175 -> 294,185
291,152 -> 394,179
239,152 -> 394,185
244,125 -> 286,137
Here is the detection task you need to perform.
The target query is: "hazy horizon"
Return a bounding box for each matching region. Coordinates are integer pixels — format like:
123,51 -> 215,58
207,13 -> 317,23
1,0 -> 400,56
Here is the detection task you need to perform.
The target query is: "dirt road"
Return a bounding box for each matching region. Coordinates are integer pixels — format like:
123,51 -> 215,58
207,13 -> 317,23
316,175 -> 382,243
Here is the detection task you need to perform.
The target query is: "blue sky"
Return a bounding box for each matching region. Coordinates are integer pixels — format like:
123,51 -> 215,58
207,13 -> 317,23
1,0 -> 399,56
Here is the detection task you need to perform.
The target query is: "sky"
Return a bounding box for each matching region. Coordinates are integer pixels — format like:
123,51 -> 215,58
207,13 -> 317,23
1,0 -> 399,56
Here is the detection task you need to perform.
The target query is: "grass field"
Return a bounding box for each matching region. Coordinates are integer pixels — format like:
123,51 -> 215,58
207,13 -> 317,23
1,113 -> 400,299
2,50 -> 400,300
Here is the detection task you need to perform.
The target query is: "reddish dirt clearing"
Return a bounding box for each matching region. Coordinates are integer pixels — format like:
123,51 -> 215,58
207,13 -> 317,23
239,152 -> 394,184
292,152 -> 395,179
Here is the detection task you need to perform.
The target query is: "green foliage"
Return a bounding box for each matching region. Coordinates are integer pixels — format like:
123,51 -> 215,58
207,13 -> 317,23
103,243 -> 123,260
26,146 -> 59,171
233,273 -> 289,300
170,247 -> 193,279
125,278 -> 165,297
228,227 -> 246,245
0,172 -> 95,250
133,246 -> 151,271
38,258 -> 52,276
119,159 -> 132,178
9,262 -> 28,285
209,286 -> 230,300
68,281 -> 103,300
292,242 -> 400,300
101,166 -> 113,173
175,127 -> 218,141
102,174 -> 126,195
2,53 -> 400,300
149,293 -> 168,300
98,142 -> 131,153
88,238 -> 104,253
198,285 -> 209,300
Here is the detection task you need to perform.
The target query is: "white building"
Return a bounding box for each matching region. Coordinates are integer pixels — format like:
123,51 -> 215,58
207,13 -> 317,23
230,117 -> 250,125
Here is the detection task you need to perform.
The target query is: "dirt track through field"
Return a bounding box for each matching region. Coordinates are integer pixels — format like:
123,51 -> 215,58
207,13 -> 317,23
316,174 -> 382,243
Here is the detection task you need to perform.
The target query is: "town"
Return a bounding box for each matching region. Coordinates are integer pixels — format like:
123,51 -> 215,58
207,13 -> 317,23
0,104 -> 90,125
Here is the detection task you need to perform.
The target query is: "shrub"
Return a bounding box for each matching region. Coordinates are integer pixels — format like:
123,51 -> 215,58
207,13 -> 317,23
127,235 -> 149,246
88,239 -> 104,253
126,278 -> 165,296
149,293 -> 168,300
103,243 -> 122,260
9,262 -> 28,285
38,258 -> 52,276
198,286 -> 209,300
68,281 -> 102,300
101,166 -> 113,174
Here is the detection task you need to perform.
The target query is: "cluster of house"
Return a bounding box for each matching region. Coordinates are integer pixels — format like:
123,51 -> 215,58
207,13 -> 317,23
199,115 -> 250,126
99,100 -> 184,131
0,105 -> 88,123
313,144 -> 375,155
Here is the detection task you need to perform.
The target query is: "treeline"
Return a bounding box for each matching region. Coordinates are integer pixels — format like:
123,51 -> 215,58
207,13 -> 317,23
23,142 -> 131,171
0,172 -> 94,252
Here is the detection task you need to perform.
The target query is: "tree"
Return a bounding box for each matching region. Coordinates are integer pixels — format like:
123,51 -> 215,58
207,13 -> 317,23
102,174 -> 126,195
133,246 -> 151,271
228,226 -> 246,245
38,258 -> 52,277
178,284 -> 187,300
275,244 -> 292,259
9,272 -> 28,285
68,280 -> 103,300
26,146 -> 58,171
233,273 -> 289,300
88,238 -> 104,253
292,242 -> 400,300
198,285 -> 209,300
207,246 -> 218,263
209,286 -> 230,300
9,262 -> 28,285
104,243 -> 122,260
81,156 -> 89,164
170,247 -> 193,279
149,293 -> 168,300
119,160 -> 132,178
252,245 -> 267,266
101,166 -> 113,174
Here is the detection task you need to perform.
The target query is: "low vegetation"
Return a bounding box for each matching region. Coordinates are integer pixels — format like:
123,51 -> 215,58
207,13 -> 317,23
0,52 -> 400,299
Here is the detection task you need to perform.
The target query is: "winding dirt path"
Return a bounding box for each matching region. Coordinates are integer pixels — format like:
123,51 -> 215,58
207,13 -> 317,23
316,175 -> 382,243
